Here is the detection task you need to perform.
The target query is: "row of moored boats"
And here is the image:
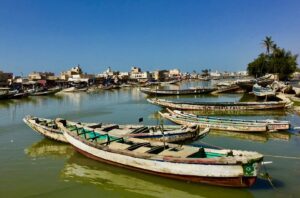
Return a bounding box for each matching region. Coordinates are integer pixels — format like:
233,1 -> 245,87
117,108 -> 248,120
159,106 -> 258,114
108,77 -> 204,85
24,115 -> 263,187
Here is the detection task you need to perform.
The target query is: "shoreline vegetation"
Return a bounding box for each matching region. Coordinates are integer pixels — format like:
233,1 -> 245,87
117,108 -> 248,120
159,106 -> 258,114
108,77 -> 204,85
248,36 -> 298,81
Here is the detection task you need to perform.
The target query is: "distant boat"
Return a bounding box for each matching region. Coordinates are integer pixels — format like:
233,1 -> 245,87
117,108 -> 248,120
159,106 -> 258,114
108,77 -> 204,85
252,83 -> 276,98
62,87 -> 87,92
147,98 -> 288,110
9,91 -> 29,99
0,88 -> 13,99
236,74 -> 275,92
212,84 -> 241,94
160,108 -> 290,132
55,118 -> 264,187
29,87 -> 61,96
140,87 -> 217,96
23,116 -> 209,143
159,79 -> 180,86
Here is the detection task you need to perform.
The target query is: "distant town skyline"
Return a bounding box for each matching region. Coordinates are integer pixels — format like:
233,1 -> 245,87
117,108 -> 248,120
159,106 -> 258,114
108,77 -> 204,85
1,0 -> 300,75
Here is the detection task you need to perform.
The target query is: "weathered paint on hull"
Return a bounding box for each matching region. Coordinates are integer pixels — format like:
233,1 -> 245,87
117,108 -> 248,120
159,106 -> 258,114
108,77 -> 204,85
140,89 -> 216,96
23,118 -> 68,143
170,110 -> 290,132
160,114 -> 267,132
267,124 -> 290,131
24,117 -> 202,143
64,132 -> 259,187
148,99 -> 287,111
128,131 -> 200,142
74,145 -> 256,187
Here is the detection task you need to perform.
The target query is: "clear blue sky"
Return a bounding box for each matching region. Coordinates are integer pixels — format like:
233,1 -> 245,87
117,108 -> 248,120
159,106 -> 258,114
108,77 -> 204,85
0,0 -> 299,75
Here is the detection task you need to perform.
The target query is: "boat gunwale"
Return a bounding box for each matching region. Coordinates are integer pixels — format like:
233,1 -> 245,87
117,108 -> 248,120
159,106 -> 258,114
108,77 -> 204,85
57,120 -> 263,165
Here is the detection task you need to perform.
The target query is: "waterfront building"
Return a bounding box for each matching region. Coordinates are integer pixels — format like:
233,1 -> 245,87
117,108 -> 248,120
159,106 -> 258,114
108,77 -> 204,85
60,65 -> 83,80
129,66 -> 151,80
131,66 -> 141,73
153,70 -> 170,81
0,71 -> 13,86
28,72 -> 55,81
169,69 -> 181,78
130,71 -> 151,80
209,70 -> 221,77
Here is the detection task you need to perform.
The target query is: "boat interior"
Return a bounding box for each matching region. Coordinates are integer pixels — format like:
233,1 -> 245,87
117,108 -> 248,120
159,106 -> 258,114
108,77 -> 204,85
66,124 -> 228,159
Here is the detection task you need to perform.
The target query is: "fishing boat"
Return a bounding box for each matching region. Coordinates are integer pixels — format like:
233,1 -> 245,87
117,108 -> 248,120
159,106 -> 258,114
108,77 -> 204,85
162,109 -> 290,132
140,87 -> 217,96
147,98 -> 288,111
236,74 -> 275,92
61,86 -> 88,92
252,84 -> 276,98
212,84 -> 241,94
0,88 -> 13,99
29,87 -> 61,96
56,119 -> 263,187
159,79 -> 180,86
159,110 -> 267,132
23,116 -> 209,143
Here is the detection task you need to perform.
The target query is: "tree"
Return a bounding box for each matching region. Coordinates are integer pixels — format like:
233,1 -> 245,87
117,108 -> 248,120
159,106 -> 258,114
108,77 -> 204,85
248,37 -> 298,80
262,36 -> 274,55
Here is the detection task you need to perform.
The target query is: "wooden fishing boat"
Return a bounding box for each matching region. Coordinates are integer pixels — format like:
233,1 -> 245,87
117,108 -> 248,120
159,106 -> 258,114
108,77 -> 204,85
9,92 -> 29,99
56,119 -> 263,187
140,87 -> 217,96
61,87 -> 88,92
147,98 -> 288,111
0,88 -> 14,99
212,84 -> 241,94
236,74 -> 275,92
163,109 -> 290,131
159,79 -> 180,86
159,110 -> 267,132
252,84 -> 276,98
23,116 -> 208,143
29,87 -> 61,96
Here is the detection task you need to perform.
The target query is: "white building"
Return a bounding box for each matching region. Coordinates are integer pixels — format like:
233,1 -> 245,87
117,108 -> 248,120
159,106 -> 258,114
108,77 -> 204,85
130,71 -> 151,80
210,71 -> 221,77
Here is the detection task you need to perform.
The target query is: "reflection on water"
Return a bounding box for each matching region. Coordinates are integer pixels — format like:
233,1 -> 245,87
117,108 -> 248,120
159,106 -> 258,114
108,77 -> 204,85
209,130 -> 291,143
61,154 -> 253,198
1,80 -> 300,197
24,138 -> 74,158
0,94 -> 65,110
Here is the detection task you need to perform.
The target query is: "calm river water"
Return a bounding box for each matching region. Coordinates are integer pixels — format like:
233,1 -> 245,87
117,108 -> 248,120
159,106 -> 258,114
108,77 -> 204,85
0,81 -> 300,198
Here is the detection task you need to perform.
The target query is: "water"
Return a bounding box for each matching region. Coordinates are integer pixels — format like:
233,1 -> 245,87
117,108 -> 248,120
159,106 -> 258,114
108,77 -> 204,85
1,82 -> 300,197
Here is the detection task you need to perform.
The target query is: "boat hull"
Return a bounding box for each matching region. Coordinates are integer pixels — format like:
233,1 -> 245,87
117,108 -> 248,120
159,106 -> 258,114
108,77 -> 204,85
128,129 -> 207,142
23,116 -> 204,143
140,88 -> 216,96
148,99 -> 287,111
64,131 -> 259,187
23,118 -> 68,143
160,113 -> 267,132
74,146 -> 256,187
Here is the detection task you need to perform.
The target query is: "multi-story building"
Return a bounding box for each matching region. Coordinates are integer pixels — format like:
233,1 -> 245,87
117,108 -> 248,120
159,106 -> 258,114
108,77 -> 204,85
130,71 -> 151,80
0,71 -> 13,86
169,69 -> 181,78
28,72 -> 55,81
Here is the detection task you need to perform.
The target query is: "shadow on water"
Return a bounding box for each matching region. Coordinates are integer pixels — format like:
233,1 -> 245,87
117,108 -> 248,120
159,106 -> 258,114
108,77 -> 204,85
251,178 -> 285,191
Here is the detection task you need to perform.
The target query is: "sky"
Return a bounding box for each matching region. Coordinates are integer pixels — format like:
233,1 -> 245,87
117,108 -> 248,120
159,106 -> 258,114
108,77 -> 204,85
0,0 -> 300,75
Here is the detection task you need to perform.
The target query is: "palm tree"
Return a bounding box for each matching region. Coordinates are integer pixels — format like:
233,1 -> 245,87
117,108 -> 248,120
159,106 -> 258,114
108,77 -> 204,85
262,36 -> 274,55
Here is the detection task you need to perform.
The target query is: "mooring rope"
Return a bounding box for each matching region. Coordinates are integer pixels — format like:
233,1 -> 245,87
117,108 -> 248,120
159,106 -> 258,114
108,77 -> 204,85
261,163 -> 276,190
263,154 -> 300,160
198,140 -> 300,160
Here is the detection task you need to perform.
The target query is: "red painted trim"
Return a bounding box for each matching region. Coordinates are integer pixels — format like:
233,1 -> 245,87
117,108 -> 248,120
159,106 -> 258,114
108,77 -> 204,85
73,146 -> 256,187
